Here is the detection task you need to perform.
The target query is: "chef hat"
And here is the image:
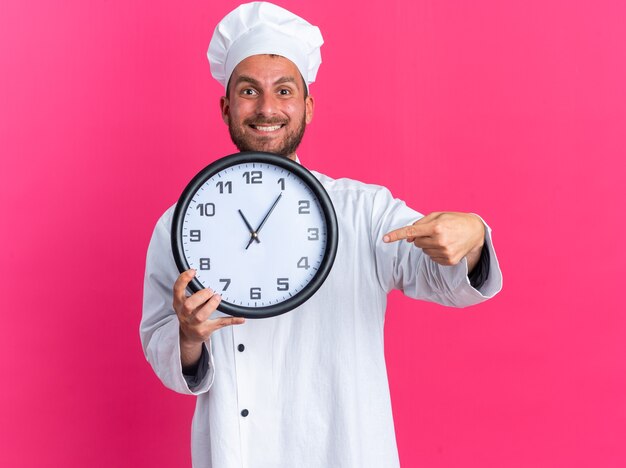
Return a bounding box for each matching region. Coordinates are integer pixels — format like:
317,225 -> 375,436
207,2 -> 324,90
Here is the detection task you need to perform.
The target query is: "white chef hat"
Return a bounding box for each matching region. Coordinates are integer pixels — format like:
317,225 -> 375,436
207,2 -> 324,90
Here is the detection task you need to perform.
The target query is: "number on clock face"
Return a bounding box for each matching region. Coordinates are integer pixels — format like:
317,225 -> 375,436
181,162 -> 328,308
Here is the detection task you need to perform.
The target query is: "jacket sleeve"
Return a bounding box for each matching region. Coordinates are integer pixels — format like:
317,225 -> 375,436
140,206 -> 215,395
371,188 -> 503,307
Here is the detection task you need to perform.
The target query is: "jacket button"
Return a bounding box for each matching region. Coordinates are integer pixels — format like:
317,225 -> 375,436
238,344 -> 245,352
241,409 -> 249,417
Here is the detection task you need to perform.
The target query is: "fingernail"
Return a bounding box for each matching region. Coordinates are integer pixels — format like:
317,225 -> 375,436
383,235 -> 390,242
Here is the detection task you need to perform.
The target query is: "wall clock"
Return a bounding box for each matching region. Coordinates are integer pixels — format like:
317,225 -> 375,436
171,152 -> 338,319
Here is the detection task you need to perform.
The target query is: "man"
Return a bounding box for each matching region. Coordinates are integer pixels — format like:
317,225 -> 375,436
141,3 -> 502,467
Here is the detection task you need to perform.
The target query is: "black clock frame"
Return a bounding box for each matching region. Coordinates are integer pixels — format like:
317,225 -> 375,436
171,151 -> 338,319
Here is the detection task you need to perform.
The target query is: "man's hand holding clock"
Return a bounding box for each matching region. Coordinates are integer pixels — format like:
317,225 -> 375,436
173,269 -> 245,371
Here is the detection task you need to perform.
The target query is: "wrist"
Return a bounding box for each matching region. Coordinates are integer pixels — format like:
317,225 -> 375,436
179,328 -> 204,356
470,214 -> 486,252
180,330 -> 204,373
180,329 -> 203,349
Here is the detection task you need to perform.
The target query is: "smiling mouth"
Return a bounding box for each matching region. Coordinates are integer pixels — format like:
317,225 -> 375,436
250,124 -> 284,132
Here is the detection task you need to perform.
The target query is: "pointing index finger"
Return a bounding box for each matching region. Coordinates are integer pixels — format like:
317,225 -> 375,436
383,220 -> 431,243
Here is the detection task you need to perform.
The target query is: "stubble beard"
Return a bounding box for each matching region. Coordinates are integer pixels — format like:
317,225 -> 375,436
228,114 -> 307,157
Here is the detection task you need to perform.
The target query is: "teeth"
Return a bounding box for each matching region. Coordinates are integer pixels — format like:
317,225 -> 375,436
253,125 -> 282,132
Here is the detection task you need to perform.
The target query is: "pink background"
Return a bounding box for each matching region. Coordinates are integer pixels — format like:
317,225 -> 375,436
1,1 -> 625,467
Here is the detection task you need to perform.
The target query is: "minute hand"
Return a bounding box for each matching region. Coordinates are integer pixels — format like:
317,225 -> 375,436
246,193 -> 283,250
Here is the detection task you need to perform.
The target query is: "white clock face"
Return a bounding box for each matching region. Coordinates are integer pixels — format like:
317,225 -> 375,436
179,159 -> 330,313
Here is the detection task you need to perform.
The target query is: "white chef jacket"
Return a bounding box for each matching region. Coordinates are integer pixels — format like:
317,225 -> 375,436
141,170 -> 502,468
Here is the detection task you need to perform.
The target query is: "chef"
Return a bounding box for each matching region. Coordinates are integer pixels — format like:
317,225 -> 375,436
141,3 -> 503,467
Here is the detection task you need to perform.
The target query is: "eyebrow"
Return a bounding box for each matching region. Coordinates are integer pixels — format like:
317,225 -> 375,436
234,75 -> 298,87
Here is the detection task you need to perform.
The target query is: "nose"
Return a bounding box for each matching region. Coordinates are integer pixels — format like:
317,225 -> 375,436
256,92 -> 278,116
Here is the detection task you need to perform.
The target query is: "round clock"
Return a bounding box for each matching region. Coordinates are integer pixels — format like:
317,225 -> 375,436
171,152 -> 338,319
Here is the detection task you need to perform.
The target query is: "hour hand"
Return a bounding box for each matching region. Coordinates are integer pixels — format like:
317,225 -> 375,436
238,209 -> 260,246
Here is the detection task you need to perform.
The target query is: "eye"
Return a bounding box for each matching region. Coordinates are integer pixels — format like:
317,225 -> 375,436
278,88 -> 292,96
241,88 -> 258,96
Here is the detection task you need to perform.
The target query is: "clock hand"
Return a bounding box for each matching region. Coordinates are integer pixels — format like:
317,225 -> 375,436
255,193 -> 283,234
246,193 -> 283,250
238,209 -> 261,245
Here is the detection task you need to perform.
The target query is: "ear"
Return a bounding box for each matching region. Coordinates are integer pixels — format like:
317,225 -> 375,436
220,96 -> 230,125
305,95 -> 315,124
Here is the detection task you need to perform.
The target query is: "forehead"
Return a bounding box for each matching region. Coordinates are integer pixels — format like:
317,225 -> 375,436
230,54 -> 303,87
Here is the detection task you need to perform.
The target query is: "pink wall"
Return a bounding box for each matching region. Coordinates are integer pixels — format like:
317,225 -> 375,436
1,1 -> 625,466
